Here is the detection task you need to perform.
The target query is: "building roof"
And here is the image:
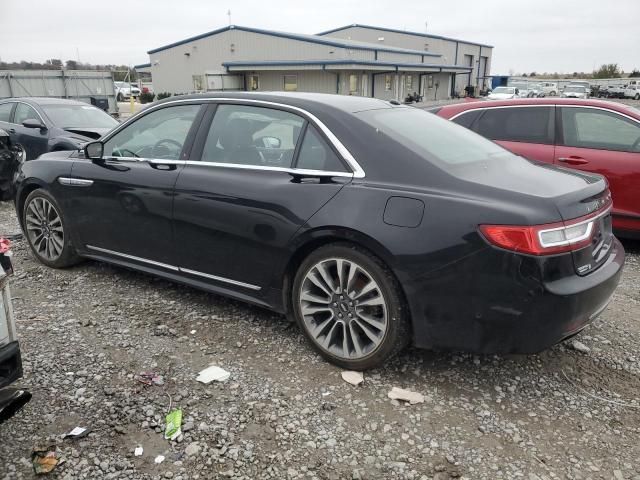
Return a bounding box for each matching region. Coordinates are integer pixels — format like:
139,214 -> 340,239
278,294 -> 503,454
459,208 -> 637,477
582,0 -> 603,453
317,24 -> 494,49
223,59 -> 473,73
147,25 -> 442,58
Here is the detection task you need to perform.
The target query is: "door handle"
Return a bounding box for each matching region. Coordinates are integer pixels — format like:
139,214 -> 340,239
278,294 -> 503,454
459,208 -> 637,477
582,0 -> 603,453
8,128 -> 15,134
557,156 -> 588,165
148,161 -> 178,171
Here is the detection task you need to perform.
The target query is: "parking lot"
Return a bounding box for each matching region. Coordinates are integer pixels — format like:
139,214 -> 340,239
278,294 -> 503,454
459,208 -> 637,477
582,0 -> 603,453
0,199 -> 639,480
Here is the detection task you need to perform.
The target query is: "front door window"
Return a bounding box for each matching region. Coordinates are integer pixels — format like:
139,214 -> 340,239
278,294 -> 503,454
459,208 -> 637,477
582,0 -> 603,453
103,105 -> 201,159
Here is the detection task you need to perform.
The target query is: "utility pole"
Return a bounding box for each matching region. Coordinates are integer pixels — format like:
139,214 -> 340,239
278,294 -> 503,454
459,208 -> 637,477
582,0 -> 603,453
227,9 -> 232,25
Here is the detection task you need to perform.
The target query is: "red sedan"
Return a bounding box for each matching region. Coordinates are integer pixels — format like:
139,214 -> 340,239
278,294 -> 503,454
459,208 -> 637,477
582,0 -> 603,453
434,98 -> 640,237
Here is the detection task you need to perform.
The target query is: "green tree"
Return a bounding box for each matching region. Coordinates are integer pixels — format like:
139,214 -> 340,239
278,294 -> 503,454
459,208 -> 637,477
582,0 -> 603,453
629,69 -> 640,78
593,63 -> 621,78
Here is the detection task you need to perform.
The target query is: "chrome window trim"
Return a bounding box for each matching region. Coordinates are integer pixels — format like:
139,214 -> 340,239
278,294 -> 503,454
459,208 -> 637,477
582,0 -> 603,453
99,97 -> 365,178
449,103 -> 640,125
448,103 -> 555,122
58,177 -> 94,187
183,161 -> 354,177
85,245 -> 261,290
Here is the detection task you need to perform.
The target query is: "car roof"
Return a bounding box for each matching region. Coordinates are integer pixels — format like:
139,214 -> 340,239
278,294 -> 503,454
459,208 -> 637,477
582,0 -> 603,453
154,91 -> 396,114
435,98 -> 640,119
0,97 -> 90,107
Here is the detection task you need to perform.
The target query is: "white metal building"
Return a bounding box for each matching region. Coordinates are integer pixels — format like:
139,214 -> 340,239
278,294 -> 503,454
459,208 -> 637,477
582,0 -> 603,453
137,24 -> 493,101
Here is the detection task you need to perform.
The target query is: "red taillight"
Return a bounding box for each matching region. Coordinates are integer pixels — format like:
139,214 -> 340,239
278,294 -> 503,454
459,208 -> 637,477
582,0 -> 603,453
479,206 -> 610,256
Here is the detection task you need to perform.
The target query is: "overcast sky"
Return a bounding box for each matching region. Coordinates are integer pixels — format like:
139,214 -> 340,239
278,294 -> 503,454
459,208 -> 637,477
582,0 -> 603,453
2,0 -> 638,74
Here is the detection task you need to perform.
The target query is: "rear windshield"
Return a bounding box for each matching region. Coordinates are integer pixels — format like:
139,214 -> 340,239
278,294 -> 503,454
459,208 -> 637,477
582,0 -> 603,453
356,107 -> 512,168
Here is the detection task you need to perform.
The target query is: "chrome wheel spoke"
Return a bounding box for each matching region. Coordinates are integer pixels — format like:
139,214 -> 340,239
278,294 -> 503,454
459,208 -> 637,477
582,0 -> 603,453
356,293 -> 384,307
299,256 -> 388,360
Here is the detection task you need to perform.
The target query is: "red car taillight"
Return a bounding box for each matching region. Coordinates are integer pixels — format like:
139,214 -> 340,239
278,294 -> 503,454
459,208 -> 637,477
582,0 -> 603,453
479,207 -> 610,256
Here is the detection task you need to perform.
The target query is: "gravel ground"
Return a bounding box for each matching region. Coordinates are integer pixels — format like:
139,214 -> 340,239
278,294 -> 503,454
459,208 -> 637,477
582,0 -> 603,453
0,200 -> 639,480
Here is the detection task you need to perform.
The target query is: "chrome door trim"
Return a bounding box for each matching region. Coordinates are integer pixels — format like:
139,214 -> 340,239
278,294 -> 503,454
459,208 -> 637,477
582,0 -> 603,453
85,245 -> 262,290
179,267 -> 261,291
86,245 -> 180,271
58,177 -> 94,187
99,97 -> 365,178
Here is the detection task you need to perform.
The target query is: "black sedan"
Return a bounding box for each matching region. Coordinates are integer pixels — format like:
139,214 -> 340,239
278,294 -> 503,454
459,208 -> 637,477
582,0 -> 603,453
14,92 -> 624,370
0,97 -> 119,161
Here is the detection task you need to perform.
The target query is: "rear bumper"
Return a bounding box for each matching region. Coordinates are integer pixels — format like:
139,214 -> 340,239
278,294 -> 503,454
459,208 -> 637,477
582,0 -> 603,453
409,238 -> 625,353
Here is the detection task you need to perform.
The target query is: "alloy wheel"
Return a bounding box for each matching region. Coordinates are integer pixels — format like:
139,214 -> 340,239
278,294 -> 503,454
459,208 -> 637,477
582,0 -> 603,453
25,197 -> 65,261
299,258 -> 388,360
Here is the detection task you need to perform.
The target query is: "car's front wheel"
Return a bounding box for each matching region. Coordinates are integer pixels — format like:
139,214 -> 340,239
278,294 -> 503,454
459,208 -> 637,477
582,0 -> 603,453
22,189 -> 80,268
292,243 -> 410,370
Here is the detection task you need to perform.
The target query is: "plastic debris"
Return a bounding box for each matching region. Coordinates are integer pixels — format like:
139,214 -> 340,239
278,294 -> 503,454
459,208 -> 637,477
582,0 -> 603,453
134,446 -> 144,456
341,371 -> 364,386
154,455 -> 165,464
387,387 -> 425,405
63,426 -> 90,439
138,371 -> 165,386
196,366 -> 230,384
571,340 -> 591,354
32,445 -> 64,474
164,409 -> 183,440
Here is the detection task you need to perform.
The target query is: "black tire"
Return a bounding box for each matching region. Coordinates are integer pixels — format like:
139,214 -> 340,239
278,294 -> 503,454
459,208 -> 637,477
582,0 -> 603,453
635,94 -> 640,101
292,242 -> 410,370
22,189 -> 81,268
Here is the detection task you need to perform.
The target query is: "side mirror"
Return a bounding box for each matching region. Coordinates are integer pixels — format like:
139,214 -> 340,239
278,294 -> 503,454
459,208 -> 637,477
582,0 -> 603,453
85,141 -> 104,160
22,118 -> 46,130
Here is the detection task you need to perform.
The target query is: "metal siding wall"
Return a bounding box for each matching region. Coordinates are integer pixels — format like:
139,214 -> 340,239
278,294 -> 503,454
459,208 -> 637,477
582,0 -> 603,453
149,29 -> 377,93
252,71 -> 337,93
0,70 -> 118,112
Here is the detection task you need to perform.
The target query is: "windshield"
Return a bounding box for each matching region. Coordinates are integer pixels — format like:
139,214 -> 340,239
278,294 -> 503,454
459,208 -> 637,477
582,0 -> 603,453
42,104 -> 119,129
564,86 -> 585,93
356,107 -> 512,168
492,87 -> 515,94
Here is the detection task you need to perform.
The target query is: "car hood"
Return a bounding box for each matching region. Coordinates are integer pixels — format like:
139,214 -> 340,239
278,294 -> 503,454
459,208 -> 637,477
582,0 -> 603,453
37,150 -> 77,160
62,127 -> 111,141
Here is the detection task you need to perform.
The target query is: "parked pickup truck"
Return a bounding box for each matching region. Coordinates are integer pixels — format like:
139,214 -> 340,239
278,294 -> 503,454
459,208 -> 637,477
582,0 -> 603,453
623,85 -> 640,100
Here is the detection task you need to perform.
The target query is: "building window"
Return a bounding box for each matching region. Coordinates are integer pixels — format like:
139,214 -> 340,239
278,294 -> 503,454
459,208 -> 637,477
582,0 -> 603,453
406,75 -> 413,89
192,75 -> 204,91
384,74 -> 392,91
349,74 -> 359,95
284,75 -> 298,91
248,75 -> 259,91
428,75 -> 434,88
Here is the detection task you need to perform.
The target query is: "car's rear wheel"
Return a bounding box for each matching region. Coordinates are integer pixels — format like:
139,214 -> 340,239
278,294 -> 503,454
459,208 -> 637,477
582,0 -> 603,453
635,94 -> 640,100
292,243 -> 410,370
22,189 -> 80,268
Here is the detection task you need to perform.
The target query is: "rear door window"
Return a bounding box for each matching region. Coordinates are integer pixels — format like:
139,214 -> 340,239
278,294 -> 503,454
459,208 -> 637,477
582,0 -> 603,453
560,107 -> 640,153
474,106 -> 554,144
201,104 -> 304,168
0,103 -> 14,123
